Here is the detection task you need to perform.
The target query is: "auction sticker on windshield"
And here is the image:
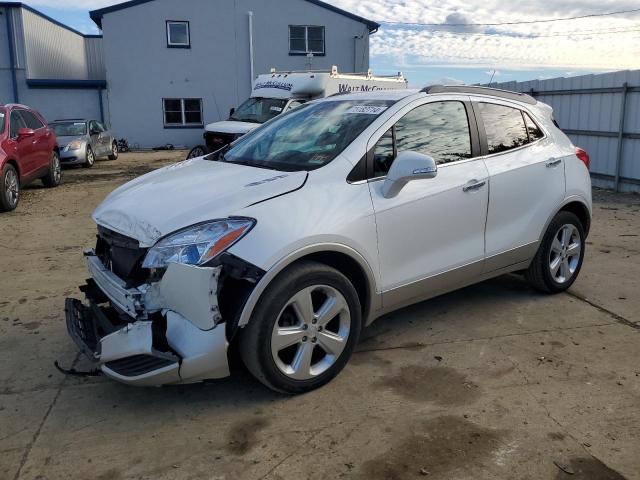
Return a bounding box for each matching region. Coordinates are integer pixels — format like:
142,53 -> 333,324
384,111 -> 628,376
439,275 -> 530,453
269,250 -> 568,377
345,105 -> 388,115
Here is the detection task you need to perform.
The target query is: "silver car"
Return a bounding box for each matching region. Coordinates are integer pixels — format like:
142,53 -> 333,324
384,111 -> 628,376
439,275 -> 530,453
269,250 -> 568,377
51,119 -> 118,168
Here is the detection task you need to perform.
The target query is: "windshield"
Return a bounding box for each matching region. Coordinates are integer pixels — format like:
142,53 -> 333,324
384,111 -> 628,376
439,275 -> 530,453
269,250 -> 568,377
51,121 -> 87,136
222,99 -> 394,172
0,109 -> 5,134
230,97 -> 289,124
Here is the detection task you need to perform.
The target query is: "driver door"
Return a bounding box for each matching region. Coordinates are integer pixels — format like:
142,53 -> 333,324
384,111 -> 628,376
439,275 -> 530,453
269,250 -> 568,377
367,98 -> 490,310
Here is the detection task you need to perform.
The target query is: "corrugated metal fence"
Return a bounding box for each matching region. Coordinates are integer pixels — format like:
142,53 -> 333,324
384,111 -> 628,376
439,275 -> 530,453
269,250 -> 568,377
489,70 -> 640,193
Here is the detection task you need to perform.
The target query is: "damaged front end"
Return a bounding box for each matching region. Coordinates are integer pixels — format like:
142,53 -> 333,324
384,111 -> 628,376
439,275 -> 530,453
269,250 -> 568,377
65,226 -> 263,386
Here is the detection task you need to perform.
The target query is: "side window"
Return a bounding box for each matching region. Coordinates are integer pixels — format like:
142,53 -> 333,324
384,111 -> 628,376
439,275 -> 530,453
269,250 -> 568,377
10,111 -> 27,138
89,121 -> 98,134
19,110 -> 44,130
523,112 -> 544,141
94,121 -> 106,133
478,103 -> 529,154
373,129 -> 395,178
372,101 -> 472,177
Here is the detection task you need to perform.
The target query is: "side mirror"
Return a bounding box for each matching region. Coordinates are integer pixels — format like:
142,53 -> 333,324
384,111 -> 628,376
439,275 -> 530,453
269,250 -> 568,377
381,151 -> 437,198
17,128 -> 35,139
90,129 -> 100,135
229,107 -> 235,118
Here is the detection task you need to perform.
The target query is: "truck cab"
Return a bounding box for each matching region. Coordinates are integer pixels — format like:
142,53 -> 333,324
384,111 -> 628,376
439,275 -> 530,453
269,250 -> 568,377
187,66 -> 407,158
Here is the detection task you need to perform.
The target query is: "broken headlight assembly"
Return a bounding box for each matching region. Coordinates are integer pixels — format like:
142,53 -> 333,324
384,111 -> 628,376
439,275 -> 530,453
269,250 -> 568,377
142,218 -> 255,269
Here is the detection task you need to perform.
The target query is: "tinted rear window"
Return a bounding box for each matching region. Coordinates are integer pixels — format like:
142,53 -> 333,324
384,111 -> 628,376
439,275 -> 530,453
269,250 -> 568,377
478,103 -> 529,154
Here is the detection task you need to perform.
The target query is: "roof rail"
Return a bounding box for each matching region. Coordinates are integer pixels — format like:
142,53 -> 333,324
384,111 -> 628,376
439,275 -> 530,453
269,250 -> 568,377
421,85 -> 537,105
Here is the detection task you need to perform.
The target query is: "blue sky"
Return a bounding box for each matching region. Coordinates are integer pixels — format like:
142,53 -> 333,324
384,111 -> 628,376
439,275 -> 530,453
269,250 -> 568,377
29,1 -> 640,88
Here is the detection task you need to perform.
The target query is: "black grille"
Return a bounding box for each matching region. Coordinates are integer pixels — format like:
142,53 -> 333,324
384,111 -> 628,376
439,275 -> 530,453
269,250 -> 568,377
96,226 -> 149,286
204,131 -> 236,151
105,354 -> 177,377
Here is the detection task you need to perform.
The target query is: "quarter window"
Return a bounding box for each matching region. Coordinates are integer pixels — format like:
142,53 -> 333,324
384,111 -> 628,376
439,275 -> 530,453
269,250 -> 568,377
478,103 -> 529,154
372,101 -> 472,177
163,98 -> 203,127
524,112 -> 544,142
289,26 -> 325,55
166,21 -> 190,48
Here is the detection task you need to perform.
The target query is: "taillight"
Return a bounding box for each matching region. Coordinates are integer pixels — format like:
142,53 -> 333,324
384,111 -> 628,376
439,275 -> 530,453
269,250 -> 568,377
575,147 -> 590,170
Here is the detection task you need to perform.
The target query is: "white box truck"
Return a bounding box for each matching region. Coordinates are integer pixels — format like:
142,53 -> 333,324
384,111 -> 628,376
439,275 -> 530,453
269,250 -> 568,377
187,66 -> 407,158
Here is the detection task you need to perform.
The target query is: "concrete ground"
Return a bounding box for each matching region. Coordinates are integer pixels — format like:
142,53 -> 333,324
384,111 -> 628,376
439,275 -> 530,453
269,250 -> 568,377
1,151 -> 639,480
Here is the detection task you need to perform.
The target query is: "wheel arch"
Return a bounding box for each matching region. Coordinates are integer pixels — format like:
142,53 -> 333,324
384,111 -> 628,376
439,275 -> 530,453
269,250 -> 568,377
559,200 -> 591,236
4,158 -> 20,178
540,196 -> 592,242
236,244 -> 380,330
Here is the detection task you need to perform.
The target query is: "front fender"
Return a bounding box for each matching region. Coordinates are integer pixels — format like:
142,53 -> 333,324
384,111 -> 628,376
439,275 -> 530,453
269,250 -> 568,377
236,242 -> 381,328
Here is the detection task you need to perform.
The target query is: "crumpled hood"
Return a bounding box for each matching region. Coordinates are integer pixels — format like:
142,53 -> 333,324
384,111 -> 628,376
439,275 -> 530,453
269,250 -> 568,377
92,158 -> 307,247
204,120 -> 260,135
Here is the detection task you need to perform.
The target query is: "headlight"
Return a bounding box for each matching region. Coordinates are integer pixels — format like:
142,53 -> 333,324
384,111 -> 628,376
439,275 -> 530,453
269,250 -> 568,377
142,218 -> 255,269
66,140 -> 83,151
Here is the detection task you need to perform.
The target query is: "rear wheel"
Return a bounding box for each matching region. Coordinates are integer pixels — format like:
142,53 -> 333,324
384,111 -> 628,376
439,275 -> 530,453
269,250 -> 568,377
0,164 -> 19,212
84,146 -> 95,168
240,261 -> 362,394
42,151 -> 62,188
526,211 -> 585,293
108,141 -> 118,160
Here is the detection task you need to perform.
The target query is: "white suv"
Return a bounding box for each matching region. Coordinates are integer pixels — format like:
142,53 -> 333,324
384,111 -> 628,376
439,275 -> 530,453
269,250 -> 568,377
65,86 -> 592,393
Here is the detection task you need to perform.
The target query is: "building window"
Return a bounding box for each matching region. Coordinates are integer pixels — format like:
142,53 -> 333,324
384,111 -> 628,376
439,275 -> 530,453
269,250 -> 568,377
163,98 -> 203,127
166,21 -> 190,48
289,25 -> 325,55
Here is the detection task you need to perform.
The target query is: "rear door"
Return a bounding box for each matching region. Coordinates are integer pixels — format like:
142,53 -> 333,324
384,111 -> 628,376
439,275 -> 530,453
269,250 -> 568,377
9,110 -> 39,177
473,99 -> 565,272
367,97 -> 490,308
19,110 -> 50,171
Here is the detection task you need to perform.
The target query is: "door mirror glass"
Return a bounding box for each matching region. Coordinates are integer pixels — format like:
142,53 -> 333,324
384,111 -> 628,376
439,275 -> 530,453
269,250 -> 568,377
229,107 -> 235,118
381,150 -> 437,198
17,127 -> 35,139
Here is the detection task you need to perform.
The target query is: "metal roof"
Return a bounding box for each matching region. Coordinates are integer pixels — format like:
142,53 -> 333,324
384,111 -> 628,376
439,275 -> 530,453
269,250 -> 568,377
0,2 -> 102,38
89,0 -> 380,32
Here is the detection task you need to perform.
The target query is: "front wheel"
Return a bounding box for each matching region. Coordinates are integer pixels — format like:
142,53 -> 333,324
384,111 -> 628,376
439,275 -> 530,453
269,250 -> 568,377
186,145 -> 207,160
108,141 -> 118,160
526,211 -> 585,293
0,164 -> 20,212
42,151 -> 62,188
84,146 -> 95,168
240,261 -> 362,394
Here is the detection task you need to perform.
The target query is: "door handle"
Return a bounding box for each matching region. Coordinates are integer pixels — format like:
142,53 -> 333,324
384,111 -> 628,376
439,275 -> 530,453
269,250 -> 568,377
546,158 -> 562,168
463,180 -> 486,192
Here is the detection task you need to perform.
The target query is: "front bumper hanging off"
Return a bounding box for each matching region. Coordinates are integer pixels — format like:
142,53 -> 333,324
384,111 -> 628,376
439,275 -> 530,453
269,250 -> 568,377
65,250 -> 230,386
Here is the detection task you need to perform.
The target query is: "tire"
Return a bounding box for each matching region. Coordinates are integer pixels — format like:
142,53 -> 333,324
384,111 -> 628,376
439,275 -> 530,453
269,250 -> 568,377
526,211 -> 585,293
108,142 -> 118,160
42,151 -> 62,188
84,146 -> 95,168
240,261 -> 362,394
0,164 -> 20,212
187,145 -> 207,160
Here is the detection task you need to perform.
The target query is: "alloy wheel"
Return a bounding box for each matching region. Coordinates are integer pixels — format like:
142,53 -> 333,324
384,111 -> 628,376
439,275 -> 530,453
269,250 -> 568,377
548,224 -> 581,284
271,285 -> 351,380
188,146 -> 205,159
87,148 -> 95,166
5,168 -> 19,207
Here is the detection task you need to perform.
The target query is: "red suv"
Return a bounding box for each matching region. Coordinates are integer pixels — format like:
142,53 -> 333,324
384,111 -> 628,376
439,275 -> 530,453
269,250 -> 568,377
0,104 -> 61,212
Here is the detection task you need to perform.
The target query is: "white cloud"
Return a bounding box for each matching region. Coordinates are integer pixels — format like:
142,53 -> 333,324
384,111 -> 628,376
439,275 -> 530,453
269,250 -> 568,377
27,0 -> 640,70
